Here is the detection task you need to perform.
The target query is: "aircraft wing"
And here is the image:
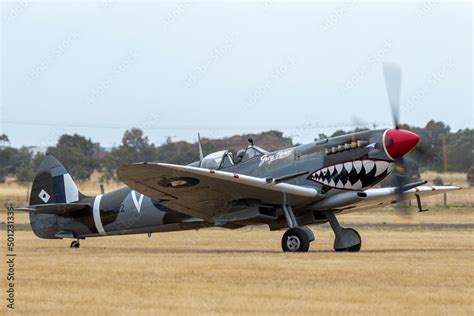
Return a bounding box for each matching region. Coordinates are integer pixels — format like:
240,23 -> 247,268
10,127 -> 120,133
314,185 -> 462,213
117,163 -> 322,221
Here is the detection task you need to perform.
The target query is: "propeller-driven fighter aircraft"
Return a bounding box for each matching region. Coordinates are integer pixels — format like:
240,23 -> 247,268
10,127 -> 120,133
19,64 -> 461,252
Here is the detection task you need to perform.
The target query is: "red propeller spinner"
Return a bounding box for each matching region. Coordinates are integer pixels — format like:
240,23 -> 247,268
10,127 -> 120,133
383,129 -> 420,160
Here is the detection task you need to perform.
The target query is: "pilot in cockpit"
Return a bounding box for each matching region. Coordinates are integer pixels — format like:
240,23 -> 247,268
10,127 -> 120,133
234,139 -> 268,165
199,139 -> 268,170
235,149 -> 246,164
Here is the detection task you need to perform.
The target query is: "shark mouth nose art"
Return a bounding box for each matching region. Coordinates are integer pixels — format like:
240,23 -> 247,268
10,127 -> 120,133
307,159 -> 395,190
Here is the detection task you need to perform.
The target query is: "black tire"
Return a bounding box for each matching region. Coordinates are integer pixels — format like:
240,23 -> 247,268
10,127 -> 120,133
347,228 -> 361,252
334,228 -> 361,252
281,228 -> 310,252
70,241 -> 80,248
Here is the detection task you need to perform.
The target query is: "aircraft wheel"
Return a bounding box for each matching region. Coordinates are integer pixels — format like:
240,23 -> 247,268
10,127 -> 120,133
281,227 -> 310,252
334,228 -> 361,252
70,240 -> 80,248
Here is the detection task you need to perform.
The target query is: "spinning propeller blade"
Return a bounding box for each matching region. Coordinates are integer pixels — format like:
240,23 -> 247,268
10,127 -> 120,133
393,157 -> 412,217
382,62 -> 402,129
382,63 -> 419,216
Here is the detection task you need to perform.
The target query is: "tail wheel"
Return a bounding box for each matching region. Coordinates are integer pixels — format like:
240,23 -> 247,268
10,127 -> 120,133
70,240 -> 80,248
281,228 -> 310,252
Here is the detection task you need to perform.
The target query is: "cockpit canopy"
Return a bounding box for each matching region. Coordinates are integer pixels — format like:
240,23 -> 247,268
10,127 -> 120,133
236,146 -> 268,164
200,146 -> 269,170
201,150 -> 235,170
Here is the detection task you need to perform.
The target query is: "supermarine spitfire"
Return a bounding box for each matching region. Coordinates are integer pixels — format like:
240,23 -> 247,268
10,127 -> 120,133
19,64 -> 461,252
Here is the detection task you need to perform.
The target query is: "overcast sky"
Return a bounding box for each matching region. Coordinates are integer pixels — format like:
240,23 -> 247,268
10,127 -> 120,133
1,0 -> 472,148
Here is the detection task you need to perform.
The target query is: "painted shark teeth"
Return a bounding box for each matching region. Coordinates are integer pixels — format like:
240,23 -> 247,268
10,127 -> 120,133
308,159 -> 395,191
363,160 -> 375,174
344,162 -> 353,173
352,180 -> 363,190
374,161 -> 390,177
353,160 -> 363,174
387,163 -> 395,173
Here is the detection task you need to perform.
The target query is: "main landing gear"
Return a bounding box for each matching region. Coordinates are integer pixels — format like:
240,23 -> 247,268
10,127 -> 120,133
280,195 -> 361,252
281,227 -> 314,252
70,240 -> 80,248
281,203 -> 314,252
325,211 -> 361,252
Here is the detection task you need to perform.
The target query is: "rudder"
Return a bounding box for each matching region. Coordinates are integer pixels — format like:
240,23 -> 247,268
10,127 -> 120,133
30,155 -> 82,205
29,155 -> 84,239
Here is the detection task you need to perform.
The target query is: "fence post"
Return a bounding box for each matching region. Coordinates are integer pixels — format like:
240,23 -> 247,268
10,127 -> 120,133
26,184 -> 30,203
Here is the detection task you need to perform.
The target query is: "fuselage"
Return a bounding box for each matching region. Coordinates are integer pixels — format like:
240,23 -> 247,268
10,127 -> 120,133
31,128 -> 420,239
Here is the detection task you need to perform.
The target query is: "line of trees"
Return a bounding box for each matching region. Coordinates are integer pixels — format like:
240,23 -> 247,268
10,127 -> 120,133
0,121 -> 472,184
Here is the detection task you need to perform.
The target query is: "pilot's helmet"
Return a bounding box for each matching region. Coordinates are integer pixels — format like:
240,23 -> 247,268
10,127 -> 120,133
236,149 -> 246,163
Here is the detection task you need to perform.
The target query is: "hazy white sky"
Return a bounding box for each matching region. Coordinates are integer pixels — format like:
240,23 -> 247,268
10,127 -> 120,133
1,0 -> 472,148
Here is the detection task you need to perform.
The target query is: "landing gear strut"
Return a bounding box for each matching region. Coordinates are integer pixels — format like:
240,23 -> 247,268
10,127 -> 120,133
70,240 -> 80,248
325,211 -> 361,252
281,197 -> 314,252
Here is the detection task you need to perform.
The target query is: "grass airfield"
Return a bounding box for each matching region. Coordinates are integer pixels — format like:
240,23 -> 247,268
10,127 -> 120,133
1,173 -> 473,315
1,214 -> 472,315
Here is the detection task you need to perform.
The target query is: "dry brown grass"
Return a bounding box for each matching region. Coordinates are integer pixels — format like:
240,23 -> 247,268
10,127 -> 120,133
1,170 -> 473,315
0,228 -> 472,315
421,187 -> 473,207
419,171 -> 473,207
0,178 -> 123,207
421,171 -> 469,187
0,182 -> 30,207
75,171 -> 124,196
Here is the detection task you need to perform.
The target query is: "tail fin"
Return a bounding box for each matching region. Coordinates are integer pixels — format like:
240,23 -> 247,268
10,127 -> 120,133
30,155 -> 83,206
29,155 -> 87,239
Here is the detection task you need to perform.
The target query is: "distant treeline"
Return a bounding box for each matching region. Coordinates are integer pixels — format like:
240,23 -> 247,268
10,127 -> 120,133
0,120 -> 472,183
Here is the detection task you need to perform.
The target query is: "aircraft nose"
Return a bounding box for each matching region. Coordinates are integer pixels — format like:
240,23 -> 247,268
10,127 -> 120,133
383,129 -> 420,160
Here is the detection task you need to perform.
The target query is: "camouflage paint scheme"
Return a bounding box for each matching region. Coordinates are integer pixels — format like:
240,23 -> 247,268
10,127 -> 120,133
29,160 -> 209,239
24,128 -> 460,255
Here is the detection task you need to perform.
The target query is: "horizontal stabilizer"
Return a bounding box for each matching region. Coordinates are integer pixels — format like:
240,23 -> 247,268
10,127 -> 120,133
16,203 -> 90,217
